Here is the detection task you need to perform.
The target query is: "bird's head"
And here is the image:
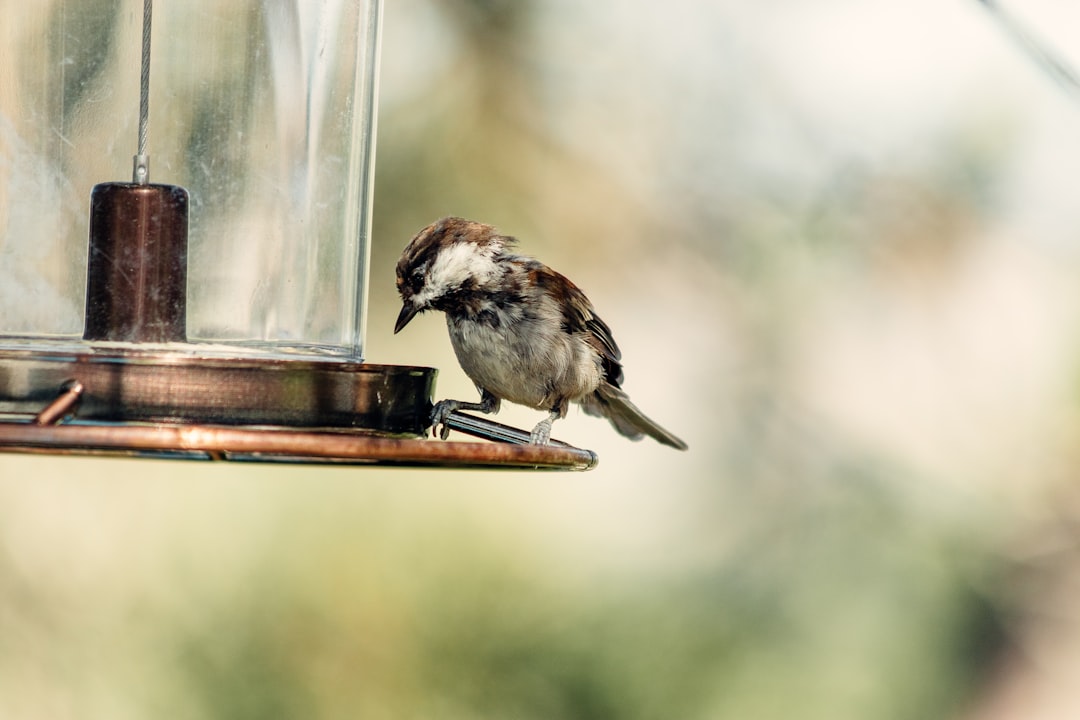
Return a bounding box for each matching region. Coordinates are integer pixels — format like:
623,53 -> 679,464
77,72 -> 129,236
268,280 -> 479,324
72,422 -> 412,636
394,217 -> 512,333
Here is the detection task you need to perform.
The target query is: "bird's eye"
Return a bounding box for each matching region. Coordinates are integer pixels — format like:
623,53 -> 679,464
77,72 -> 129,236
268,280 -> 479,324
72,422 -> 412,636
409,271 -> 425,292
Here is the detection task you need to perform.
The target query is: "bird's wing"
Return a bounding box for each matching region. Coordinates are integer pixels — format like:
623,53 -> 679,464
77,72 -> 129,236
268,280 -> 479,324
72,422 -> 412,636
547,267 -> 625,388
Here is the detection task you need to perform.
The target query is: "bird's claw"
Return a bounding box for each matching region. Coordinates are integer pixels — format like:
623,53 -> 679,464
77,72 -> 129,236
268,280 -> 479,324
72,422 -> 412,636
430,399 -> 459,440
529,418 -> 553,446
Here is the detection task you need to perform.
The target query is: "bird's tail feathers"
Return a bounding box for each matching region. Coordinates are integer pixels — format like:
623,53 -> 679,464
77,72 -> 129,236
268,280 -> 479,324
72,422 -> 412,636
581,383 -> 688,451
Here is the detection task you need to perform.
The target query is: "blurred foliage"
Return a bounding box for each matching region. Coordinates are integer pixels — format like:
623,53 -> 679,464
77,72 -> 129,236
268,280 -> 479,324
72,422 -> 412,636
0,454 -> 1007,720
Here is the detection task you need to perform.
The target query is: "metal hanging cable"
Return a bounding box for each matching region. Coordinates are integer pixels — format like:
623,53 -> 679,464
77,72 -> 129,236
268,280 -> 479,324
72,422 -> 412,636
134,0 -> 153,183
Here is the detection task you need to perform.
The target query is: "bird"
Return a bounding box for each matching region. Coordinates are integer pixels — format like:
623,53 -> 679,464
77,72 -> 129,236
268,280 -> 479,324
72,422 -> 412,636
393,216 -> 687,450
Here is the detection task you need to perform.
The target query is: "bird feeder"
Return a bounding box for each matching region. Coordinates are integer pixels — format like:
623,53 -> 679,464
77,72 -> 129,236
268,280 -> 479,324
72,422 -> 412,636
0,1 -> 595,471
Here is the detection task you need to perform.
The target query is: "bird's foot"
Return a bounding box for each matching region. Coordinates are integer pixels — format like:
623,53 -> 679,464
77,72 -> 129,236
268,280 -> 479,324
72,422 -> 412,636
429,392 -> 501,441
430,399 -> 461,440
529,417 -> 553,446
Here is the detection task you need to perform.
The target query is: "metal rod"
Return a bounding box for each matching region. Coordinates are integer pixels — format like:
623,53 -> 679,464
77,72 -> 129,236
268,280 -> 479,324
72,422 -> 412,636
133,0 -> 153,183
32,381 -> 84,426
443,411 -> 572,448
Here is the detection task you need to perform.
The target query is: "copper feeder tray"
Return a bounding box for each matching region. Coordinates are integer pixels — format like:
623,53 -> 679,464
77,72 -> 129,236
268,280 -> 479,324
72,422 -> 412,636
0,348 -> 597,470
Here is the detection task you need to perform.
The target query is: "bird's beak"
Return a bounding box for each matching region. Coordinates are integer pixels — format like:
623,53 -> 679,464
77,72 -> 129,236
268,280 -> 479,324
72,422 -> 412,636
394,301 -> 421,334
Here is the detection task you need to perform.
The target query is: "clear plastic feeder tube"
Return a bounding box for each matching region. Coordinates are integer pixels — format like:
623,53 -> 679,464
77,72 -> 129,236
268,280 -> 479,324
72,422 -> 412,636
0,0 -> 382,360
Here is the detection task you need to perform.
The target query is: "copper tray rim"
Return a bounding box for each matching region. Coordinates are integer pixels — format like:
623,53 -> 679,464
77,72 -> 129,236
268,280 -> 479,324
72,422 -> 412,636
0,421 -> 598,471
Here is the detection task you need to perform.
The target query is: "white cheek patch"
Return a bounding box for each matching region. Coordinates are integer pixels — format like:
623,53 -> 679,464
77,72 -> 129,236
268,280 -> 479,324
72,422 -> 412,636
427,241 -> 500,293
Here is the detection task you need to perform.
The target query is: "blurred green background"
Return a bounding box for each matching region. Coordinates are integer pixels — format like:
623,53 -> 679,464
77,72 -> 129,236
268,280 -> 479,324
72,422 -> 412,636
4,0 -> 1080,717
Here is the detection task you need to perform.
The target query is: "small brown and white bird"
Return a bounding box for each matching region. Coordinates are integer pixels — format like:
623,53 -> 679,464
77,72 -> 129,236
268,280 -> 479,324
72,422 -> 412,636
394,217 -> 687,450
